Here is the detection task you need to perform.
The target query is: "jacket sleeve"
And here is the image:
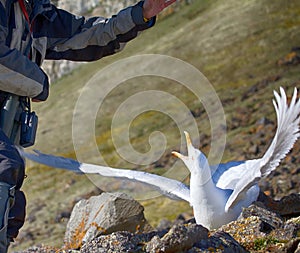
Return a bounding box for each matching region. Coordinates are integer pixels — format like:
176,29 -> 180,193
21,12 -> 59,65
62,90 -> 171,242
0,2 -> 49,100
42,1 -> 155,61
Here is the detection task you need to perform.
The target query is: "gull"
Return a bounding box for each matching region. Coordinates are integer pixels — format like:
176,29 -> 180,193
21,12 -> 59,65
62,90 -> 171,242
20,87 -> 300,229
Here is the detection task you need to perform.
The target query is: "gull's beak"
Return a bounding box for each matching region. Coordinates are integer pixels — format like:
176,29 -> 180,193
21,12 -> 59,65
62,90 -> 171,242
172,131 -> 197,173
184,131 -> 192,145
172,131 -> 194,161
171,151 -> 185,160
184,131 -> 194,157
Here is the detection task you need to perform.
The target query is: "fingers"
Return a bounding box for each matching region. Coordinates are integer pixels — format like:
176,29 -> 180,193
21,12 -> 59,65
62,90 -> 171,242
164,0 -> 177,8
143,0 -> 177,19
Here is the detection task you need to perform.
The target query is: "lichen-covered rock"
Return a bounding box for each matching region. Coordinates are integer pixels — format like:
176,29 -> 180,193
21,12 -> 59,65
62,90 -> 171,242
64,192 -> 151,249
80,231 -> 161,253
280,238 -> 300,253
192,231 -> 248,253
220,202 -> 300,252
220,216 -> 266,245
240,203 -> 284,231
145,223 -> 208,253
80,231 -> 144,253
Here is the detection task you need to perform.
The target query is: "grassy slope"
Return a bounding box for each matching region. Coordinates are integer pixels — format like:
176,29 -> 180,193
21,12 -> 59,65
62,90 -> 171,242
10,0 -> 300,251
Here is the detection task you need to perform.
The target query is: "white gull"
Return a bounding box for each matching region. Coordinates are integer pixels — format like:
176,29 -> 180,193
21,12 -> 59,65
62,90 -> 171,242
20,87 -> 300,229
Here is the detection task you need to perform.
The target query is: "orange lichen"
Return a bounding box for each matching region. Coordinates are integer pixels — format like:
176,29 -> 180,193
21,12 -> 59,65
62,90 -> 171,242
90,221 -> 106,233
136,224 -> 141,233
92,204 -> 104,220
207,246 -> 216,252
64,216 -> 87,249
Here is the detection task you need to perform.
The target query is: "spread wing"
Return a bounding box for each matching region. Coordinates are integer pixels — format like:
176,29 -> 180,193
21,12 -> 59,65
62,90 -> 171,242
19,149 -> 191,203
216,87 -> 300,212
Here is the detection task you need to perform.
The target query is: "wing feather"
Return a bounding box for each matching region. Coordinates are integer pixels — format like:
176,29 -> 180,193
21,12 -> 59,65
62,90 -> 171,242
216,87 -> 300,211
19,149 -> 191,203
261,87 -> 300,177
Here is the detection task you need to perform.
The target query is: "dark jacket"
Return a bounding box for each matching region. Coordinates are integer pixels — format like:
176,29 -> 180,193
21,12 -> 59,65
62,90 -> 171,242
0,0 -> 155,100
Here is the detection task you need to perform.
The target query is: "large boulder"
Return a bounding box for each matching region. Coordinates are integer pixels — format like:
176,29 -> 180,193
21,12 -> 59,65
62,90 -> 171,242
64,192 -> 151,249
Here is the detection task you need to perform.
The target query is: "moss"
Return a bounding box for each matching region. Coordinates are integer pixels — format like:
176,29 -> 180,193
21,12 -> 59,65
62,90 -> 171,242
253,237 -> 281,251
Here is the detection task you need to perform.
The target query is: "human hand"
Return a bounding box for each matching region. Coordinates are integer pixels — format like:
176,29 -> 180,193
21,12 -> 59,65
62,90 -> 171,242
142,0 -> 177,19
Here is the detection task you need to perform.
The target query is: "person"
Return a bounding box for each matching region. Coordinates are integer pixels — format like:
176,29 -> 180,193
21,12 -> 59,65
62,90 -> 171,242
0,0 -> 176,251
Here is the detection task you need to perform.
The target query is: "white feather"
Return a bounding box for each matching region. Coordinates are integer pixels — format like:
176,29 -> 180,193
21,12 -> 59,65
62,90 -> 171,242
19,149 -> 191,203
216,87 -> 300,211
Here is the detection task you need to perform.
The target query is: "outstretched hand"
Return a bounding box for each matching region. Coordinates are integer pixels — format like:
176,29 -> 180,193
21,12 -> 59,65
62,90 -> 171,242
143,0 -> 177,19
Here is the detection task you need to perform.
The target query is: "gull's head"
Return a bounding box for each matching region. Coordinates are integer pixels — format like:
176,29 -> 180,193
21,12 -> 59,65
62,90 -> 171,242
172,131 -> 209,174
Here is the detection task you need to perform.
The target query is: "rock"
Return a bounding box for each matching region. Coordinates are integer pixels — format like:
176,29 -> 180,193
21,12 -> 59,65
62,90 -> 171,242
256,117 -> 273,126
155,213 -> 194,231
240,203 -> 284,231
241,75 -> 281,100
191,107 -> 204,118
80,231 -> 150,253
280,238 -> 300,253
64,192 -> 151,249
277,49 -> 300,66
156,218 -> 173,231
193,231 -> 248,253
248,144 -> 259,155
296,241 -> 300,253
258,192 -> 300,217
220,202 -> 300,252
280,216 -> 300,239
58,0 -> 99,14
13,245 -> 61,253
220,215 -> 267,246
145,223 -> 208,253
55,210 -> 71,223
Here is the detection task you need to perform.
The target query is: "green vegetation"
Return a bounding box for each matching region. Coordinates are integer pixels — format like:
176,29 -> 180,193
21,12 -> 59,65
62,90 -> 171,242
11,0 -> 300,251
253,237 -> 281,251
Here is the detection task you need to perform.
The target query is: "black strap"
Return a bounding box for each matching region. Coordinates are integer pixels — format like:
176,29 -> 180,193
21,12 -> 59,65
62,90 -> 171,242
0,92 -> 9,109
